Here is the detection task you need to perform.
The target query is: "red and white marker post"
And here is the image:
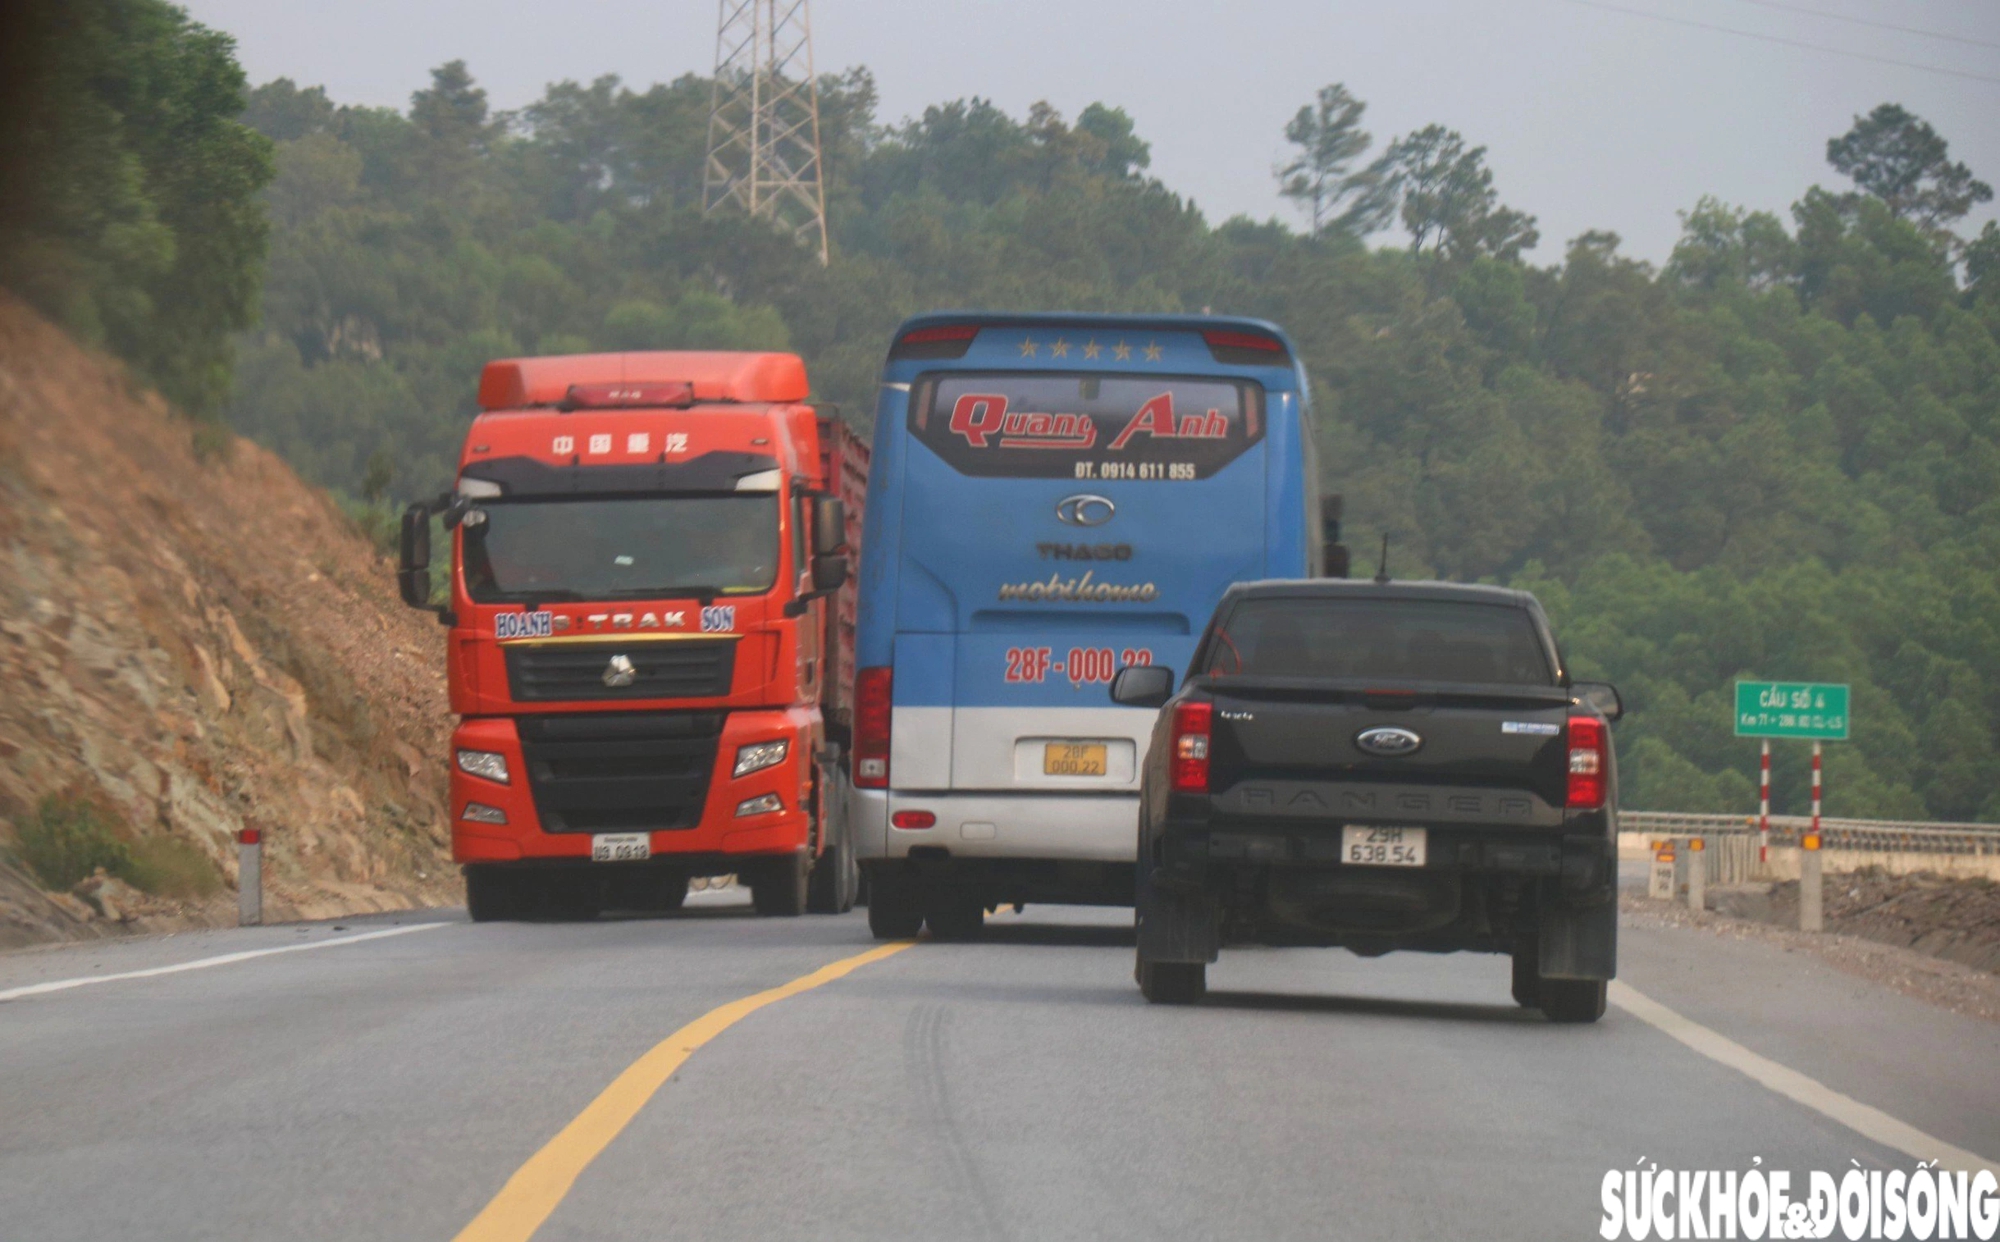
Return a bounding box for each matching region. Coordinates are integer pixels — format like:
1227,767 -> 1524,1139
1800,742 -> 1824,933
238,827 -> 263,927
1758,739 -> 1771,864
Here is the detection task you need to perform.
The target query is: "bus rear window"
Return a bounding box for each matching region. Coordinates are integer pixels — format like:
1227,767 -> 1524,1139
911,373 -> 1263,480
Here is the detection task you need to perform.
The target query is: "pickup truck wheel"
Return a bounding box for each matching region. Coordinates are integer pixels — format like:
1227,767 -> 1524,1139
1538,978 -> 1607,1024
464,866 -> 520,922
1510,942 -> 1540,1009
750,854 -> 809,917
1137,958 -> 1205,1005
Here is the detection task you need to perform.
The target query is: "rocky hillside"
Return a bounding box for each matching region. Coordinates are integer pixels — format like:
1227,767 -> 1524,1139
0,294 -> 457,947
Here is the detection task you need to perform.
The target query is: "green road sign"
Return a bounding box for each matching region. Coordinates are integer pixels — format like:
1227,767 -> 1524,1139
1734,681 -> 1850,740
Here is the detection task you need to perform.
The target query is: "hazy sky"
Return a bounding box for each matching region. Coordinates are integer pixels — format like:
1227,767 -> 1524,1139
181,0 -> 2000,264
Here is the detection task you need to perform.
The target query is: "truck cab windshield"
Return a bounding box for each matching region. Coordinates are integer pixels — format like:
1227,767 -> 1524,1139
462,494 -> 779,602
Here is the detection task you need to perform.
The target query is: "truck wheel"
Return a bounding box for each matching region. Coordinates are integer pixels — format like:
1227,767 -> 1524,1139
1136,958 -> 1205,1005
1538,978 -> 1607,1024
751,854 -> 809,917
464,866 -> 520,922
923,894 -> 984,942
656,872 -> 689,913
1510,941 -> 1540,1009
806,825 -> 857,915
867,875 -> 923,939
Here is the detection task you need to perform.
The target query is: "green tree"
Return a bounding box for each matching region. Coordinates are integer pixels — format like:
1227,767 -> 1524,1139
1826,103 -> 1992,234
1372,125 -> 1538,275
0,0 -> 273,417
1276,83 -> 1385,236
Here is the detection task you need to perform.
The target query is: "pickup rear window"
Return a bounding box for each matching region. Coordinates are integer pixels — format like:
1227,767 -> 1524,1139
1204,598 -> 1553,685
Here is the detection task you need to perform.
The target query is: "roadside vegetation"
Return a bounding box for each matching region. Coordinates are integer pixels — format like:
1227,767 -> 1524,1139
2,4 -> 1995,823
14,795 -> 220,902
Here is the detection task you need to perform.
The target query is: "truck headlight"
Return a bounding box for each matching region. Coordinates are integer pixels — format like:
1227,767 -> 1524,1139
735,793 -> 784,817
456,749 -> 510,784
732,739 -> 789,778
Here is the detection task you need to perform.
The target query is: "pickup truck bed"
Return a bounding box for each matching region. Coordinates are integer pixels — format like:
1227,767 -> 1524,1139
1114,579 -> 1621,1022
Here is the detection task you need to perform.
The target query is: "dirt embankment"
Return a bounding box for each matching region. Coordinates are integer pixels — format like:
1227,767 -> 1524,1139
1709,870 -> 2000,975
0,293 -> 458,947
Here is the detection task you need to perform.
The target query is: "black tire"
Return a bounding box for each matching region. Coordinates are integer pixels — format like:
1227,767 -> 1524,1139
464,866 -> 520,922
1137,958 -> 1205,1005
805,774 -> 858,915
750,854 -> 809,917
655,872 -> 689,913
1510,941 -> 1540,1009
923,894 -> 985,942
867,874 -> 923,939
1539,978 -> 1607,1024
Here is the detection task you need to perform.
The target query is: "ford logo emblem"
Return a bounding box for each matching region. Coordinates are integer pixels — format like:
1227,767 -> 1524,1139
1355,726 -> 1423,757
1055,494 -> 1115,527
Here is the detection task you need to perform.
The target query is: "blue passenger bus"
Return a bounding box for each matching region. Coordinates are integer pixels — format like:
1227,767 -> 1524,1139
849,313 -> 1343,939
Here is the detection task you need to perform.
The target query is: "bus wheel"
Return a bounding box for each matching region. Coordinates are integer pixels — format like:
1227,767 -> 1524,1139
751,854 -> 809,917
866,874 -> 923,939
924,893 -> 985,942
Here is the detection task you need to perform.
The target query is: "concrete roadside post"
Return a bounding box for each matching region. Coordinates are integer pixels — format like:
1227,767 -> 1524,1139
1649,841 -> 1675,900
1670,836 -> 1690,902
1686,837 -> 1705,912
238,827 -> 262,927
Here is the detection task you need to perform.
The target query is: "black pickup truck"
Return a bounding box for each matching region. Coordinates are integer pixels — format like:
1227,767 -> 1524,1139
1109,579 -> 1622,1022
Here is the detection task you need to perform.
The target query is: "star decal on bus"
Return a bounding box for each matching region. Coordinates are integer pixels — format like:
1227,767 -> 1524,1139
1113,341 -> 1131,361
1083,339 -> 1102,359
1145,341 -> 1164,361
1019,337 -> 1037,357
1049,338 -> 1071,358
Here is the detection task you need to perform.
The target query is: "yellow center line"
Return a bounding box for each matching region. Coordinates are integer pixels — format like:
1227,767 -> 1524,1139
452,939 -> 917,1242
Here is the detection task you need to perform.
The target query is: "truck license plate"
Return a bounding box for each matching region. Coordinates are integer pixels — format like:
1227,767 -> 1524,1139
1044,742 -> 1108,777
1341,826 -> 1426,867
591,832 -> 651,863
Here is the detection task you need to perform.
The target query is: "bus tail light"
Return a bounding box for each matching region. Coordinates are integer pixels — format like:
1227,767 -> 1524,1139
1170,702 -> 1213,794
1567,715 -> 1607,809
1202,329 -> 1290,366
890,324 -> 979,360
855,666 -> 892,788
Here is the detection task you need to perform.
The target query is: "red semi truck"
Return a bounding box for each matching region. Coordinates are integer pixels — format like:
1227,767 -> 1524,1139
396,350 -> 867,920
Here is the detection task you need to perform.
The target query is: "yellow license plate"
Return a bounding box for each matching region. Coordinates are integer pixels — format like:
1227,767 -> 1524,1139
1044,742 -> 1108,777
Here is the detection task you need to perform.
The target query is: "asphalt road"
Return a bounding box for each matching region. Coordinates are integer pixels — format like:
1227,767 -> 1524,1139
2,890 -> 1995,1242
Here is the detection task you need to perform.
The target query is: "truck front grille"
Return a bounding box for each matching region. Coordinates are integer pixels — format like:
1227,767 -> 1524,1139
504,639 -> 737,702
517,711 -> 724,833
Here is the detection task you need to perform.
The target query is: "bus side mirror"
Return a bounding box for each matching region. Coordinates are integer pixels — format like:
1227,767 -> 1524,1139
1321,493 -> 1349,578
397,504 -> 431,609
1572,681 -> 1623,723
812,497 -> 846,556
811,553 -> 848,593
1110,665 -> 1175,709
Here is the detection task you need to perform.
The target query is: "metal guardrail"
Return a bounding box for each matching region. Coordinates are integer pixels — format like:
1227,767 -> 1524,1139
1622,811 -> 2000,856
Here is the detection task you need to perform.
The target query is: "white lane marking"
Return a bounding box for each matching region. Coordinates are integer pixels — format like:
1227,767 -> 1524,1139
1610,981 -> 1998,1175
0,922 -> 448,1003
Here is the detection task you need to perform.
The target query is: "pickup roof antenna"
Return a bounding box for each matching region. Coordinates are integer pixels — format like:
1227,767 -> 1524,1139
1373,534 -> 1391,584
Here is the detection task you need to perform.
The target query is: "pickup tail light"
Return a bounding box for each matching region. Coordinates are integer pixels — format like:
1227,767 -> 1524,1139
854,666 -> 892,788
1170,702 -> 1213,794
1567,715 -> 1607,809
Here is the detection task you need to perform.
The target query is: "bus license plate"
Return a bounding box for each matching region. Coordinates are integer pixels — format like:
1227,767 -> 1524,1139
591,833 -> 651,863
1341,826 -> 1426,867
1044,742 -> 1108,777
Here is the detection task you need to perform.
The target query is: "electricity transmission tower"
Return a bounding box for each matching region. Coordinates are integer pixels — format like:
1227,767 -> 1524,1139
702,0 -> 830,265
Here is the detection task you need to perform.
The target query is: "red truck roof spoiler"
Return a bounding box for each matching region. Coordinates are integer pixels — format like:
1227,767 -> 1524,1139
476,351 -> 809,411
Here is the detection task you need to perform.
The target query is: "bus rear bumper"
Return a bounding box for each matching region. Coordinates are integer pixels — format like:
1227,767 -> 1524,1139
849,788 -> 1138,863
